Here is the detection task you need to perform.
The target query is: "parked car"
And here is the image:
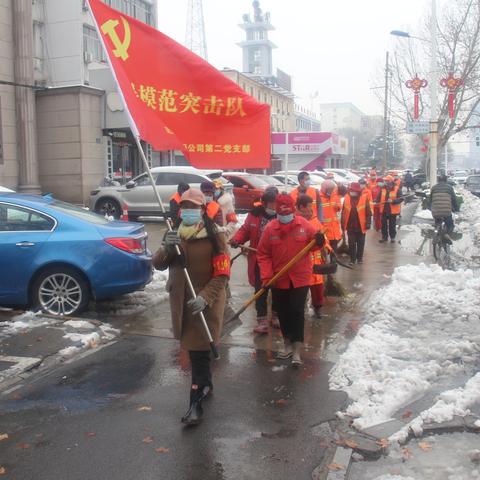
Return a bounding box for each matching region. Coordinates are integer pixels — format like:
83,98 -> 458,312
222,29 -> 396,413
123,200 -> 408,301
271,174 -> 299,187
90,166 -> 231,220
275,170 -> 325,189
452,170 -> 469,185
0,193 -> 152,316
257,174 -> 293,193
323,168 -> 358,184
222,172 -> 270,210
465,174 -> 480,197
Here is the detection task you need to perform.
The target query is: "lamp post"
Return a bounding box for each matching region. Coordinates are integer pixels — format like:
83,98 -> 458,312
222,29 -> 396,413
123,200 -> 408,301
391,0 -> 439,187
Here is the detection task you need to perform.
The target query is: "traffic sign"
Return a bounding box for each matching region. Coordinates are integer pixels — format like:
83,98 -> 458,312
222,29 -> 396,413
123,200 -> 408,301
406,121 -> 430,134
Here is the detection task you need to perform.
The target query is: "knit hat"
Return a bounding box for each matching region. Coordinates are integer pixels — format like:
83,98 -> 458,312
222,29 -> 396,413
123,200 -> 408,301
200,181 -> 215,194
275,194 -> 295,215
180,188 -> 206,206
349,182 -> 362,193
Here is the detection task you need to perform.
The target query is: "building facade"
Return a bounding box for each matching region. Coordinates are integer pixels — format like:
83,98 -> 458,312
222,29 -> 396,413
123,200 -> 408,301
319,102 -> 365,132
0,0 -> 159,203
294,104 -> 321,132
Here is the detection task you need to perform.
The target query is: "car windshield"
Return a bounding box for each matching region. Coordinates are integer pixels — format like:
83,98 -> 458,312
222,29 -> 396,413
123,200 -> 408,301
468,176 -> 480,184
262,176 -> 283,186
454,171 -> 468,177
309,174 -> 325,184
48,200 -> 112,224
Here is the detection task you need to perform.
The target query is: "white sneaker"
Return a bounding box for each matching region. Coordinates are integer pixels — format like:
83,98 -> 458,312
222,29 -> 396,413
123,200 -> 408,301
277,341 -> 293,359
291,342 -> 303,366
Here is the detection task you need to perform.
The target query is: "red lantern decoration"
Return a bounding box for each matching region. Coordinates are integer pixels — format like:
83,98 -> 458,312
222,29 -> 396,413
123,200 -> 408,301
406,75 -> 428,119
440,73 -> 463,119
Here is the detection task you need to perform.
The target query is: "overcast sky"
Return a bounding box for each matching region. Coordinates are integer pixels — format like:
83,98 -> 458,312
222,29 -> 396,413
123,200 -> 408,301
157,0 -> 444,116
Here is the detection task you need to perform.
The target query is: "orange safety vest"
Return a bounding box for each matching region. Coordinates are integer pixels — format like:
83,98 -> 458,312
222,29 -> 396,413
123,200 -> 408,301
319,192 -> 342,241
290,186 -> 319,212
170,192 -> 181,203
309,217 -> 329,286
206,201 -> 220,220
378,187 -> 401,215
362,188 -> 373,210
342,194 -> 368,234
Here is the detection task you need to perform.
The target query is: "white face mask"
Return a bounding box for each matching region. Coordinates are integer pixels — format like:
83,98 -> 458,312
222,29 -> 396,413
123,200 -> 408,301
204,195 -> 213,203
350,192 -> 359,198
278,213 -> 294,224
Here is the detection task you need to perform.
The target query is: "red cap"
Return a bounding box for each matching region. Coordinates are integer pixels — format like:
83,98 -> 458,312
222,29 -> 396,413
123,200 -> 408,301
349,182 -> 362,193
276,194 -> 295,215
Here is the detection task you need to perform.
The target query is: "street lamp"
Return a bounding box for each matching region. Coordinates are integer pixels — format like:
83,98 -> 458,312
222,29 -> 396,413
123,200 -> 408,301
391,0 -> 438,187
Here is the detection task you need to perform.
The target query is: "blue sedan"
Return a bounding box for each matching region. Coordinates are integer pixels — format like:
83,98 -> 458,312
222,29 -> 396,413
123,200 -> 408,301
0,193 -> 152,316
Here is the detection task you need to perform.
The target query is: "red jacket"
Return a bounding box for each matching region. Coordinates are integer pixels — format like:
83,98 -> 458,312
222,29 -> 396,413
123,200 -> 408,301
231,209 -> 274,287
257,215 -> 316,289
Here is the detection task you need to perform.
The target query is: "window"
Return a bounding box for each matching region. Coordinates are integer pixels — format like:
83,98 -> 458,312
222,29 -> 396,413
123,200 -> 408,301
48,201 -> 111,225
228,176 -> 247,188
183,174 -> 207,184
0,204 -> 55,232
104,0 -> 154,25
156,172 -> 185,186
134,173 -> 155,186
83,25 -> 106,63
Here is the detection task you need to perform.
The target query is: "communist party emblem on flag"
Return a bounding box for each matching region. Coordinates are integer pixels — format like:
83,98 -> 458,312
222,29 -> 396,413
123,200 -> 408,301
87,0 -> 271,169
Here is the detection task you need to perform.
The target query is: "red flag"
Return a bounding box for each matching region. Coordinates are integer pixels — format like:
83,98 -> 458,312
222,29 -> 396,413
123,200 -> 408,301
87,0 -> 271,169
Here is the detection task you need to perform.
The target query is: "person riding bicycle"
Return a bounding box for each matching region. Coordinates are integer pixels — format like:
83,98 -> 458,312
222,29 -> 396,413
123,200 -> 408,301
429,174 -> 459,237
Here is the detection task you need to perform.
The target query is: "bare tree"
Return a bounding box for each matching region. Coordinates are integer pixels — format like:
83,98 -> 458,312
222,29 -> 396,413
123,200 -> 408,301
376,0 -> 480,152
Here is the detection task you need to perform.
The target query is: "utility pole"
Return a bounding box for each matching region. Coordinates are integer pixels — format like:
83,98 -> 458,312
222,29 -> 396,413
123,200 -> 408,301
429,0 -> 439,187
383,51 -> 390,173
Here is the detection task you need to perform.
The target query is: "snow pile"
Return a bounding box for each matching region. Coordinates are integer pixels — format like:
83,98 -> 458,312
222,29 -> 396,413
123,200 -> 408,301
329,263 -> 480,430
0,311 -> 58,338
95,270 -> 168,315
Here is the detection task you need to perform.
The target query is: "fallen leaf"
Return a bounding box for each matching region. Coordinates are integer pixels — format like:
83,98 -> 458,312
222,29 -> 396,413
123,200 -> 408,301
16,442 -> 31,449
276,399 -> 287,407
402,410 -> 413,419
376,438 -> 390,448
418,442 -> 432,452
155,447 -> 170,454
137,406 -> 152,412
0,434 -> 8,441
0,466 -> 6,475
327,463 -> 345,471
143,436 -> 154,444
344,439 -> 359,449
402,447 -> 413,460
86,432 -> 96,437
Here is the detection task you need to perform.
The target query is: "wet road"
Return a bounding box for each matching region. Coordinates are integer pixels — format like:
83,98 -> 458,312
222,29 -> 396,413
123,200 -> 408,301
0,202 -> 422,479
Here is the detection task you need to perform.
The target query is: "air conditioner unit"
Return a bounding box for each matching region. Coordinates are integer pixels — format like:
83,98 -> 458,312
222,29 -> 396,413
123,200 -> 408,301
84,51 -> 94,64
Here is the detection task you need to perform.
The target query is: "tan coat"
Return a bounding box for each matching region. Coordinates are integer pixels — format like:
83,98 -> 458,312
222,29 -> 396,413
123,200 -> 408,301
152,232 -> 228,351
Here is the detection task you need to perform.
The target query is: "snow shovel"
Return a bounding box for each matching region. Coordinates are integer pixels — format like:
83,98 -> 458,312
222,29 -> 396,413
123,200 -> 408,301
227,239 -> 317,323
230,245 -> 256,265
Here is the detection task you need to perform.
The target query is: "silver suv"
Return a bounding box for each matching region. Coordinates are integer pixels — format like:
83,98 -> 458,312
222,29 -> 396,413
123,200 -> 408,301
89,166 -> 230,220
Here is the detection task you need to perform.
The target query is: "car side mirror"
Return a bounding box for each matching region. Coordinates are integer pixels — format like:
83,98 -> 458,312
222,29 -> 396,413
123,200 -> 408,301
125,180 -> 136,189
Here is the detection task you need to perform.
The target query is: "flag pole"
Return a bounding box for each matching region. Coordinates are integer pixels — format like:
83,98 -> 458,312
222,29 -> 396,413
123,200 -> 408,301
86,0 -> 219,359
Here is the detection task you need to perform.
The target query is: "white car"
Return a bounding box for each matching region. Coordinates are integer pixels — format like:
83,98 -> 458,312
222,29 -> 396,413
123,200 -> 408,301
0,186 -> 15,193
324,168 -> 359,184
452,170 -> 469,184
275,170 -> 325,189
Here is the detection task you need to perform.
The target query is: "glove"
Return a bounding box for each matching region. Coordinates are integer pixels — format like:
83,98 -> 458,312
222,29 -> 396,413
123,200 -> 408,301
229,239 -> 240,249
315,232 -> 326,248
387,199 -> 393,203
164,230 -> 180,253
187,295 -> 207,315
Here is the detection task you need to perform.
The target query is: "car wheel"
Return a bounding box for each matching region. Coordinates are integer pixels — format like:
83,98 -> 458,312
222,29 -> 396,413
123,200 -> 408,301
32,267 -> 90,316
96,198 -> 121,219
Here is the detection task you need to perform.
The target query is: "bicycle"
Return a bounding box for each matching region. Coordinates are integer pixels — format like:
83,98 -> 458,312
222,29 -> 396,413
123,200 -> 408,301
432,218 -> 453,269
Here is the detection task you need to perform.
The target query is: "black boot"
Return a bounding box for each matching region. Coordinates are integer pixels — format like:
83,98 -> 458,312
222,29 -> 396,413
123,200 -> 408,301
181,385 -> 208,426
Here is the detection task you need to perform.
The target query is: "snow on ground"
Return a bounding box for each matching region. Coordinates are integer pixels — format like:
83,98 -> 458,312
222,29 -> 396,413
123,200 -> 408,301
93,269 -> 169,316
330,190 -> 480,437
329,264 -> 480,430
0,311 -> 58,338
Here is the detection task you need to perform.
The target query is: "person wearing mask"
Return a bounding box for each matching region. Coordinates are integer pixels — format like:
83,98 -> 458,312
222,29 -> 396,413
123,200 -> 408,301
376,175 -> 404,243
257,195 -> 326,366
296,194 -> 330,318
170,182 -> 190,228
152,188 -> 230,426
200,181 -> 223,226
319,180 -> 342,251
213,179 -> 238,239
290,171 -> 323,220
341,182 -> 372,264
359,178 -> 373,207
429,174 -> 459,235
230,189 -> 279,333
